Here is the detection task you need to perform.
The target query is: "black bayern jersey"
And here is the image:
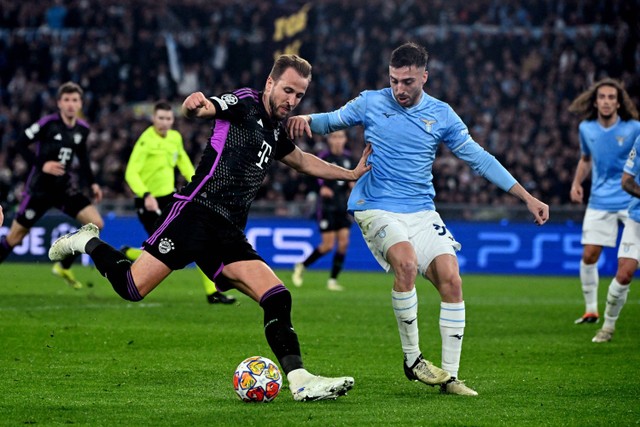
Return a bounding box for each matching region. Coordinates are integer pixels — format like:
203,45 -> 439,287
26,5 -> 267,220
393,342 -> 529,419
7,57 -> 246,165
17,113 -> 94,196
176,88 -> 295,231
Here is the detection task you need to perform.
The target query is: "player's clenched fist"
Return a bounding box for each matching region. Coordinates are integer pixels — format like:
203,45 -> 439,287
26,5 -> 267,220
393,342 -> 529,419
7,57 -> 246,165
181,92 -> 216,119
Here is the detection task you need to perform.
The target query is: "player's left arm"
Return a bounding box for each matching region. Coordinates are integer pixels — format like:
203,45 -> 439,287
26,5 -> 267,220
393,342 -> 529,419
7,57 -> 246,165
446,110 -> 548,225
281,144 -> 371,181
507,183 -> 549,225
454,143 -> 549,225
287,92 -> 366,139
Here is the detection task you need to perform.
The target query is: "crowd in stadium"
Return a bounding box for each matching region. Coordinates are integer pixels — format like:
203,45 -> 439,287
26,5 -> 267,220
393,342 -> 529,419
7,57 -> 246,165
0,0 -> 638,214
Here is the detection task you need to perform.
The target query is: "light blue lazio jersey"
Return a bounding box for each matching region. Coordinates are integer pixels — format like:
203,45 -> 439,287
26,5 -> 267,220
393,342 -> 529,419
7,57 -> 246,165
309,88 -> 517,213
623,135 -> 640,222
579,118 -> 640,211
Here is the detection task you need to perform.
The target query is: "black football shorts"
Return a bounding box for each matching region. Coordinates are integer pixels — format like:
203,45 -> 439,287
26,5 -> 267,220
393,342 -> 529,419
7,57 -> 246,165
142,200 -> 264,279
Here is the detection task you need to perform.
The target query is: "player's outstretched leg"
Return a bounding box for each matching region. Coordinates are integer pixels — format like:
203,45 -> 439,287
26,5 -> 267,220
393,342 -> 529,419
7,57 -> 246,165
50,223 -> 143,302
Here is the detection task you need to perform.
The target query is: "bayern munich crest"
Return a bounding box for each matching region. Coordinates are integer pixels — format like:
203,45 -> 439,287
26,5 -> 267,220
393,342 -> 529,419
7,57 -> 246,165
158,238 -> 175,254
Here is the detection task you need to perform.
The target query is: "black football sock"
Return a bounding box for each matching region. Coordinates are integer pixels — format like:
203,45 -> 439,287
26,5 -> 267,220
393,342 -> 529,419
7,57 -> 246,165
330,252 -> 345,279
86,238 -> 142,301
60,253 -> 80,269
260,284 -> 303,374
303,248 -> 323,267
0,236 -> 13,263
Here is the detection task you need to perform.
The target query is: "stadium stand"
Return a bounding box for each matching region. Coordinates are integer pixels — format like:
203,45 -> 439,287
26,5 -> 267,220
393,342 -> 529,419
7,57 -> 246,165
0,0 -> 638,219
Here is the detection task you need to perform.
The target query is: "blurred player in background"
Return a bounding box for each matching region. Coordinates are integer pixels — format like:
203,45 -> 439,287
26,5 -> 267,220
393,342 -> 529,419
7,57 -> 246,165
0,82 -> 103,288
288,42 -> 549,396
292,130 -> 353,291
592,134 -> 640,343
49,54 -> 372,402
124,101 -> 235,305
0,205 -> 3,227
569,78 -> 640,325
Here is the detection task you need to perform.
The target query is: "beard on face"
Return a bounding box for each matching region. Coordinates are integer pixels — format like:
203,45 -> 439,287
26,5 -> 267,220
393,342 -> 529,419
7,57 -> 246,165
269,94 -> 288,120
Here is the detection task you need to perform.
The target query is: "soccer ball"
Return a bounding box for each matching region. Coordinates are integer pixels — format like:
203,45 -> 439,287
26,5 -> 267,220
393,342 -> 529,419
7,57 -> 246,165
233,356 -> 283,402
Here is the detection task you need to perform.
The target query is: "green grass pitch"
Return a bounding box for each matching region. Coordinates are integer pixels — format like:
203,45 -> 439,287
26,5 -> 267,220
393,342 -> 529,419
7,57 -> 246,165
0,262 -> 638,426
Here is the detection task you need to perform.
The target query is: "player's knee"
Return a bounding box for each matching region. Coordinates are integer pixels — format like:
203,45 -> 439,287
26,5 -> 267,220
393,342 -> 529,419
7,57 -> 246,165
439,274 -> 463,301
582,250 -> 600,265
317,243 -> 332,253
393,258 -> 418,282
615,270 -> 634,285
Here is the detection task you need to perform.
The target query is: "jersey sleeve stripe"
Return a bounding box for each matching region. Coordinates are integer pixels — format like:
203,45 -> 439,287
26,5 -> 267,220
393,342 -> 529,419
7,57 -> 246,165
234,88 -> 259,101
174,119 -> 230,202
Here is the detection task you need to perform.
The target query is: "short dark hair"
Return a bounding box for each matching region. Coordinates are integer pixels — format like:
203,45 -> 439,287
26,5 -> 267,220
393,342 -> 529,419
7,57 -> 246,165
57,81 -> 83,99
390,42 -> 429,70
269,54 -> 312,82
154,101 -> 173,112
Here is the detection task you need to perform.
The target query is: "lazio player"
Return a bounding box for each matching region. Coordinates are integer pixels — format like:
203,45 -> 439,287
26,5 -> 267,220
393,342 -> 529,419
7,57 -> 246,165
288,42 -> 549,396
569,79 -> 640,325
592,134 -> 640,343
124,101 -> 235,304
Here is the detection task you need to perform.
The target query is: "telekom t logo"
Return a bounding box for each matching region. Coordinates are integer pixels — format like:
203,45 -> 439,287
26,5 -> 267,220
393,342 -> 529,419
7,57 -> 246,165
58,147 -> 73,165
255,141 -> 272,169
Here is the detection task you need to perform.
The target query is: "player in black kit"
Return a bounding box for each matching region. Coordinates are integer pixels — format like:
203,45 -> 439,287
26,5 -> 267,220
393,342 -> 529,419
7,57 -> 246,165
0,82 -> 103,289
292,130 -> 353,291
49,55 -> 371,402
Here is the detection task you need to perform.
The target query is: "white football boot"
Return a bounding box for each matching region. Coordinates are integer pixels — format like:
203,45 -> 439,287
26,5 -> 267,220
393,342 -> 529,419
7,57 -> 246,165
592,327 -> 614,343
290,371 -> 354,402
292,263 -> 305,287
49,223 -> 100,261
327,278 -> 344,291
404,354 -> 451,386
440,377 -> 478,396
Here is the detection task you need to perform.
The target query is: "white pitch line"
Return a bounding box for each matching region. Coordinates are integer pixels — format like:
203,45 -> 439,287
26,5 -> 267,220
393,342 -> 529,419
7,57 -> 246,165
0,302 -> 163,312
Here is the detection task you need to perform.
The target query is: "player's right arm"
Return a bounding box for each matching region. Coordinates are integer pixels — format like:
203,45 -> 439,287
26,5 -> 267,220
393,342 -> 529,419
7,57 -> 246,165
181,92 -> 217,119
570,155 -> 592,204
622,172 -> 640,198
